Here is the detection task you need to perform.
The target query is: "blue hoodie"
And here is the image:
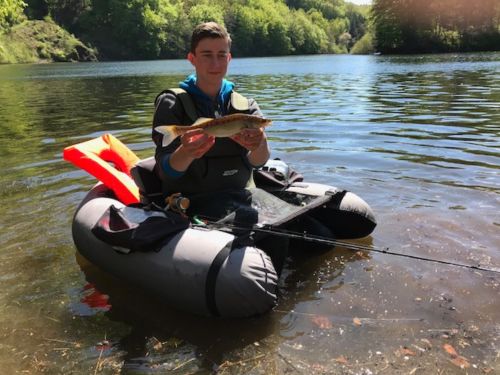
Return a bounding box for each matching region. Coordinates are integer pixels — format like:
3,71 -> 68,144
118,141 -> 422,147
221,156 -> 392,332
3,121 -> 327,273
179,74 -> 234,117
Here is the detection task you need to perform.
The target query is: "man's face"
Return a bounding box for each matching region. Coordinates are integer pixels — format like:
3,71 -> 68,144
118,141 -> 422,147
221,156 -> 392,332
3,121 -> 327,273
188,37 -> 231,87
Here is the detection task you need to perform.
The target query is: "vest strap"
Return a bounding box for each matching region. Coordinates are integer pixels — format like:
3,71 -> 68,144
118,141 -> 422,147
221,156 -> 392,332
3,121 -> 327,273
231,91 -> 250,111
168,88 -> 198,122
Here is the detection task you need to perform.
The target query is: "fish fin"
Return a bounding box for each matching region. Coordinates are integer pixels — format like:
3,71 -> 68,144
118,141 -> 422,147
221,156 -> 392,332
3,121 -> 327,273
155,125 -> 179,147
192,117 -> 213,126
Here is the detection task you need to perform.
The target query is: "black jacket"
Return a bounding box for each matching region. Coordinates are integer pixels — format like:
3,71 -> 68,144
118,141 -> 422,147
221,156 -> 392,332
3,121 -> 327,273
152,90 -> 263,197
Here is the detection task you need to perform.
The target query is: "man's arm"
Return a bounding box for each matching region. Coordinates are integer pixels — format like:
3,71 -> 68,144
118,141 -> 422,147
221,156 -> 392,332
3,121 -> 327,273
153,92 -> 215,178
153,92 -> 186,179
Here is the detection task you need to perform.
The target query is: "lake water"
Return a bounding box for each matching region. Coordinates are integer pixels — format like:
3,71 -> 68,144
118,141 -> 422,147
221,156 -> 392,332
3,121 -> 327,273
0,53 -> 499,373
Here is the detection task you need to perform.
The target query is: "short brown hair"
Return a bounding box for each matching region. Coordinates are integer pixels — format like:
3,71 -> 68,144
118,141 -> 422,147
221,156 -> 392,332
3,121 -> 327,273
190,22 -> 232,53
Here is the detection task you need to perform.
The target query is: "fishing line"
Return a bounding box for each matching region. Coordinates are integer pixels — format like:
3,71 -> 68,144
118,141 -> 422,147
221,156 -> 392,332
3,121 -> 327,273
192,217 -> 500,275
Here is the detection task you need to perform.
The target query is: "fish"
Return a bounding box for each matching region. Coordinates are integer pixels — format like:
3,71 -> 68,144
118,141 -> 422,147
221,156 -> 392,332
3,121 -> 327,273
155,113 -> 272,147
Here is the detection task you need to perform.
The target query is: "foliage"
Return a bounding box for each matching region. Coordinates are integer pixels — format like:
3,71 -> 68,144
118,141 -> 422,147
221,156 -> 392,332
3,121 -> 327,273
5,0 -> 499,62
371,0 -> 500,53
286,0 -> 346,20
346,2 -> 367,44
71,0 -> 186,59
188,2 -> 224,27
46,0 -> 91,28
0,18 -> 96,63
288,9 -> 329,54
3,0 -> 371,61
228,1 -> 294,56
23,0 -> 47,19
0,33 -> 33,63
0,0 -> 27,30
350,30 -> 375,54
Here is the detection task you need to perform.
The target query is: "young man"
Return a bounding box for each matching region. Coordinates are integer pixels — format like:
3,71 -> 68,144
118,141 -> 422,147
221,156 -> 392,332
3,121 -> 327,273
152,22 -> 270,206
152,22 -> 291,274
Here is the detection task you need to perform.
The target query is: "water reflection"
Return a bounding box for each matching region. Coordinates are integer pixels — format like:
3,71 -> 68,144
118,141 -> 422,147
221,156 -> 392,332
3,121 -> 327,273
0,53 -> 499,373
71,239 -> 362,372
75,253 -> 279,370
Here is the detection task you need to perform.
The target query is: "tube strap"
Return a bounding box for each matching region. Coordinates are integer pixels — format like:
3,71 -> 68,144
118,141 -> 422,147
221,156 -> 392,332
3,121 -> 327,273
327,189 -> 347,210
205,235 -> 253,317
205,240 -> 234,317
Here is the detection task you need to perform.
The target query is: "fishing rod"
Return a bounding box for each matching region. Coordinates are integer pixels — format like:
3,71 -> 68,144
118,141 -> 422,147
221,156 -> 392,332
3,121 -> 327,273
193,218 -> 500,275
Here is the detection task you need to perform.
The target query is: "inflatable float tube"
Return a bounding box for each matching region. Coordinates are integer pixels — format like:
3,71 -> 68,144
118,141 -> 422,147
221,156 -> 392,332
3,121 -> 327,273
65,134 -> 376,318
72,183 -> 278,317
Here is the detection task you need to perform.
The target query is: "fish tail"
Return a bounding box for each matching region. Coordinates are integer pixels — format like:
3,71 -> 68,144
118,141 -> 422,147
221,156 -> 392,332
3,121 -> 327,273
155,125 -> 181,147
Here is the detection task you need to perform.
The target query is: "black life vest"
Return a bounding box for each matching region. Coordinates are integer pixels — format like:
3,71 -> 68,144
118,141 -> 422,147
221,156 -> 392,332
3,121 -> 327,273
156,88 -> 256,197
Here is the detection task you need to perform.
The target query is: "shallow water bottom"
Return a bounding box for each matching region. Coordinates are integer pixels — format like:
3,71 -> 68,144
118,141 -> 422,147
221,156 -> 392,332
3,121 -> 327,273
0,53 -> 499,374
1,208 -> 498,375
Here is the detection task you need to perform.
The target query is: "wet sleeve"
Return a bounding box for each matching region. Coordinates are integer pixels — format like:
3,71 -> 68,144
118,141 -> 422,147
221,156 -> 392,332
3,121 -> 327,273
245,98 -> 269,168
153,92 -> 184,180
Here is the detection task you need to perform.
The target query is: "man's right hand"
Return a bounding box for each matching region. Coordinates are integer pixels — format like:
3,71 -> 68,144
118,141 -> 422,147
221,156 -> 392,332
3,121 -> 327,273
169,129 -> 215,172
180,129 -> 215,158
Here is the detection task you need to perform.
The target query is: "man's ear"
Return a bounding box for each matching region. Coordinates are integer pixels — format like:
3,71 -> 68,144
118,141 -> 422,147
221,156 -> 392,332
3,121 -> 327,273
187,52 -> 195,65
227,52 -> 232,62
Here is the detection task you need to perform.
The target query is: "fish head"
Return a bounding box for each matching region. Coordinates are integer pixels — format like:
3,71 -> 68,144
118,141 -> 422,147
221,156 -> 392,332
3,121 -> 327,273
242,115 -> 272,129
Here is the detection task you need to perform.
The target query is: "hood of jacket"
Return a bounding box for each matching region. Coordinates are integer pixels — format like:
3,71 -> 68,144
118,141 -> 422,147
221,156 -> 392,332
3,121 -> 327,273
179,74 -> 234,116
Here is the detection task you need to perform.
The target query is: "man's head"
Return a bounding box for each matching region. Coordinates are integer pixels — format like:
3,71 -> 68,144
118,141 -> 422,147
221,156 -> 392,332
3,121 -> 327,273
190,22 -> 232,54
188,22 -> 232,93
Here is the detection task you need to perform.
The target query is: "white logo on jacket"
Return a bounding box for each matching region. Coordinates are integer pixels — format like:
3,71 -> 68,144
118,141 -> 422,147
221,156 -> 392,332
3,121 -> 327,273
222,169 -> 239,176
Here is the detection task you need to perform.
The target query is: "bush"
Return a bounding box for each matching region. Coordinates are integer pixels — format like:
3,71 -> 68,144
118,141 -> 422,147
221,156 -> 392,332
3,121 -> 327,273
0,19 -> 96,63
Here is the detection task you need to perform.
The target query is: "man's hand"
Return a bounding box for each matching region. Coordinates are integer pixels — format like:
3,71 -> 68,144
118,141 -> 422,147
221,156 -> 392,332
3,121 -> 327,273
179,128 -> 215,158
169,129 -> 215,172
232,128 -> 270,167
231,128 -> 266,151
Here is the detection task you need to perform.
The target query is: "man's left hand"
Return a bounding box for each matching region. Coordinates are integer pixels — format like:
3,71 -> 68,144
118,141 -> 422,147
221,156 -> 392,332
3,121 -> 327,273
231,128 -> 266,151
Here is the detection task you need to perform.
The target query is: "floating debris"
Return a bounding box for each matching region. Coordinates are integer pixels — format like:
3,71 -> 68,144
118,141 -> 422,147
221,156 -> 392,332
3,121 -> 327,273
443,343 -> 470,369
395,346 -> 416,357
335,355 -> 348,365
311,315 -> 333,329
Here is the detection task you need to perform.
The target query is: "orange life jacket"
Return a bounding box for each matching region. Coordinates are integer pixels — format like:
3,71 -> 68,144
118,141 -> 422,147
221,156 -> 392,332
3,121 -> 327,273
63,134 -> 141,205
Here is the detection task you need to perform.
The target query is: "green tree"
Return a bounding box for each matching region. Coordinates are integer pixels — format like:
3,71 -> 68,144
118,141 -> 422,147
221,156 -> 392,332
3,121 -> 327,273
10,0 -> 373,60
289,9 -> 328,54
228,0 -> 292,57
286,0 -> 351,52
73,0 -> 183,59
346,3 -> 367,44
46,0 -> 90,29
350,30 -> 374,54
188,2 -> 224,26
23,0 -> 47,19
226,5 -> 256,56
372,0 -> 500,53
286,0 -> 346,20
263,16 -> 291,55
0,0 -> 26,30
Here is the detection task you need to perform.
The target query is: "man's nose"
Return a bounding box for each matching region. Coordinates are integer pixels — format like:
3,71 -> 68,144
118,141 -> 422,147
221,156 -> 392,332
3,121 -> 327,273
210,56 -> 220,67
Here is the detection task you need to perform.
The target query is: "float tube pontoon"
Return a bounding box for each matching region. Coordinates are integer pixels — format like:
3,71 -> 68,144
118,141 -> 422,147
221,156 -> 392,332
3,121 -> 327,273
64,134 -> 376,317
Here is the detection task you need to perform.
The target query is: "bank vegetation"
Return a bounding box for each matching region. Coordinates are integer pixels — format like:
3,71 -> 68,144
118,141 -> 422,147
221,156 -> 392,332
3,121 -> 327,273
0,0 -> 498,63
